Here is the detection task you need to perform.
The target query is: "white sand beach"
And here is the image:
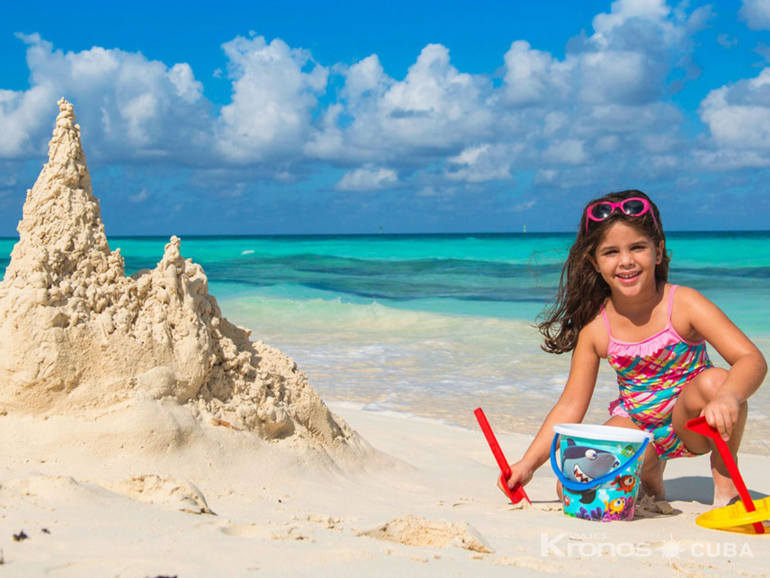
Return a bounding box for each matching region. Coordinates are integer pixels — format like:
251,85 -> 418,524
0,100 -> 768,578
1,402 -> 769,577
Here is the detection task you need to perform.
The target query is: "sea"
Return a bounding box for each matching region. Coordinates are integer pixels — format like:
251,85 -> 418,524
2,232 -> 769,454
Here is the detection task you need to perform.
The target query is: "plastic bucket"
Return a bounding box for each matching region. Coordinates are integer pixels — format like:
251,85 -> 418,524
550,424 -> 652,522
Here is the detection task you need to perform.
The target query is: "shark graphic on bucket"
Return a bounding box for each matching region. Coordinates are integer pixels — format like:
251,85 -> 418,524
562,439 -> 621,504
551,424 -> 653,522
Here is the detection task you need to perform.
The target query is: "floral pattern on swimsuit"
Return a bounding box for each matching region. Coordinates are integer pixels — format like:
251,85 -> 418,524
602,285 -> 712,460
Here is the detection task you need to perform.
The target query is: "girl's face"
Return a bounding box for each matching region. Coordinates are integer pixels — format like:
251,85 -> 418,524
591,222 -> 664,298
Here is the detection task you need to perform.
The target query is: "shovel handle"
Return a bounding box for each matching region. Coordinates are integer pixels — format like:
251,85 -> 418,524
474,408 -> 511,477
474,408 -> 531,505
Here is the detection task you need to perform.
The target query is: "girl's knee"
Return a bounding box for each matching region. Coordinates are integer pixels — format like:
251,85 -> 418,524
690,367 -> 728,404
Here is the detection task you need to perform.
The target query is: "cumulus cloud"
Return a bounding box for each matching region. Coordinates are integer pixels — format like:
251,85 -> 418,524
740,0 -> 770,30
500,0 -> 710,110
309,45 -> 495,166
215,34 -> 328,163
445,144 -> 517,182
698,68 -> 770,169
0,33 -> 209,162
501,41 -> 570,106
336,166 -> 398,191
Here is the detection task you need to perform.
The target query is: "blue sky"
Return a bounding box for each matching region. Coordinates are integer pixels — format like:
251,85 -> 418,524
2,0 -> 770,235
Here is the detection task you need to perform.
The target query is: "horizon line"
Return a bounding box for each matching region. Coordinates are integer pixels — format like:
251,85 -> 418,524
3,229 -> 770,240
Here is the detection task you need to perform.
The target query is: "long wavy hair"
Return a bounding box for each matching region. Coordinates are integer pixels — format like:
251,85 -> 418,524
537,190 -> 669,354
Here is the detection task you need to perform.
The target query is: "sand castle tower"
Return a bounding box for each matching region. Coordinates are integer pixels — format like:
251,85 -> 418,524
0,99 -> 354,448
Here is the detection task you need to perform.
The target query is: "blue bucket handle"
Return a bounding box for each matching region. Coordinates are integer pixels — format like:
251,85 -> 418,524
550,433 -> 650,492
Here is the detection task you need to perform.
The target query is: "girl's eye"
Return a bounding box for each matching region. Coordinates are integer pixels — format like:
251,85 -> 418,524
603,250 -> 617,255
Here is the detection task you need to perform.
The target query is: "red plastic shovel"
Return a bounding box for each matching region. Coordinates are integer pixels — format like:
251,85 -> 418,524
685,416 -> 765,534
474,408 -> 531,505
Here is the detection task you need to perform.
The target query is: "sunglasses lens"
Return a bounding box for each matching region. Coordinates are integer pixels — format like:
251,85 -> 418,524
590,203 -> 613,219
622,199 -> 645,216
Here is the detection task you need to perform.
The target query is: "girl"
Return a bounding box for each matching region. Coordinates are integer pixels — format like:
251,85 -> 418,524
500,190 -> 767,506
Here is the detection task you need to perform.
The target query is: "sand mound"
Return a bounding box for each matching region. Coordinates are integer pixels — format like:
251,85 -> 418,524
0,99 -> 355,449
359,515 -> 493,553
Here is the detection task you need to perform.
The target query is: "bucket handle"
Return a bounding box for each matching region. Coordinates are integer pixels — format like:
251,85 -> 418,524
550,433 -> 650,492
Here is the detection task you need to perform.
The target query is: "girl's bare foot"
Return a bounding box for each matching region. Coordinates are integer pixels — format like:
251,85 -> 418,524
712,478 -> 740,509
640,460 -> 667,501
712,450 -> 741,508
712,493 -> 740,509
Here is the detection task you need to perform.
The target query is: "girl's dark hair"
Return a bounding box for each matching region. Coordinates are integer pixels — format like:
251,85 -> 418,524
537,189 -> 668,354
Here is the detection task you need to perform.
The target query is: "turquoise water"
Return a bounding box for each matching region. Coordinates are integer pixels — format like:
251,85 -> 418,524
2,233 -> 770,453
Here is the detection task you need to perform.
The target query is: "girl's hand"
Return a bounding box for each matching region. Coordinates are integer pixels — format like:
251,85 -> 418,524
701,393 -> 741,441
497,460 -> 534,496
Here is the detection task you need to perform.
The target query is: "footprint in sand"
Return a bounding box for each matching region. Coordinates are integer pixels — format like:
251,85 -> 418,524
218,522 -> 270,539
306,513 -> 344,530
102,475 -> 214,515
270,526 -> 314,541
358,515 -> 493,554
216,520 -> 313,542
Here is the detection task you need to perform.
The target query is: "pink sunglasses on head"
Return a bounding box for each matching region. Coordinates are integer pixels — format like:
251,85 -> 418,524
585,197 -> 659,234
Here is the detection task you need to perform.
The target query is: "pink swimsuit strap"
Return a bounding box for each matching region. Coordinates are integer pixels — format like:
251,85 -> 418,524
600,285 -> 705,358
600,285 -> 677,343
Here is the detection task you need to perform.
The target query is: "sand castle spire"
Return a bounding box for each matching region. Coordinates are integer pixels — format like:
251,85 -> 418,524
5,98 -> 116,285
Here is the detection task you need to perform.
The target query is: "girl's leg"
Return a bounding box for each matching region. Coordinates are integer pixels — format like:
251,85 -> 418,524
604,416 -> 666,500
671,367 -> 747,507
556,415 -> 666,500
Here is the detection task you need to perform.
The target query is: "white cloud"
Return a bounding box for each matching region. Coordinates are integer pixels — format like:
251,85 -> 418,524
215,35 -> 328,163
755,43 -> 770,62
578,50 -> 662,105
445,144 -> 516,182
501,41 -> 571,105
311,45 -> 495,165
167,63 -> 204,103
717,34 -> 739,49
740,0 -> 770,31
699,69 -> 770,154
511,198 -> 537,212
591,0 -> 672,41
694,149 -> 770,171
543,139 -> 588,166
335,166 -> 398,191
498,0 -> 709,111
534,169 -> 558,184
128,188 -> 150,203
0,34 -> 209,161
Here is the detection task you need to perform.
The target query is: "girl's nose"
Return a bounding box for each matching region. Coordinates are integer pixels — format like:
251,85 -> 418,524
619,251 -> 634,265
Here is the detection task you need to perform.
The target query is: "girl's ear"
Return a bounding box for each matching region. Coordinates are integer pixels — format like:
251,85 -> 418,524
655,240 -> 665,264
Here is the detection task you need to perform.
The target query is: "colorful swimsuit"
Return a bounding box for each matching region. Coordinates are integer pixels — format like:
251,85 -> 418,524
604,285 -> 712,460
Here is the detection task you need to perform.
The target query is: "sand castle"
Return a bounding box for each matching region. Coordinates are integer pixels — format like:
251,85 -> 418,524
0,98 -> 355,449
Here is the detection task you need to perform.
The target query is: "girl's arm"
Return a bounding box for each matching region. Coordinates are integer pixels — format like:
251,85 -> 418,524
502,324 -> 601,489
680,287 -> 768,437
